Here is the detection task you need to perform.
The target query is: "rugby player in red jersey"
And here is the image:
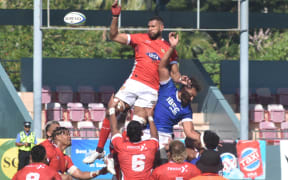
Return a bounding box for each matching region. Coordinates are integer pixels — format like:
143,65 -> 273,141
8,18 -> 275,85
83,0 -> 181,166
12,145 -> 61,180
150,140 -> 201,180
108,95 -> 159,180
51,127 -> 108,179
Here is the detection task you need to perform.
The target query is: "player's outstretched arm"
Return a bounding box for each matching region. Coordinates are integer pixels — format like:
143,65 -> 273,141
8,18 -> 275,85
182,121 -> 200,142
170,63 -> 181,83
159,32 -> 179,82
107,94 -> 120,136
70,167 -> 107,179
147,108 -> 159,139
109,0 -> 128,44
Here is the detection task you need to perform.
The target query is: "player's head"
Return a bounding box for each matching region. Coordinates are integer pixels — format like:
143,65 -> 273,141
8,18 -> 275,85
52,127 -> 71,147
200,130 -> 220,150
127,120 -> 143,142
45,121 -> 60,139
180,77 -> 201,107
148,16 -> 164,40
31,145 -> 46,163
196,149 -> 223,173
168,140 -> 187,163
185,136 -> 201,161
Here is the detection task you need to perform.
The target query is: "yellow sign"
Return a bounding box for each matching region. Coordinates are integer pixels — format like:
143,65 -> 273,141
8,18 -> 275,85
1,147 -> 18,179
0,138 -> 44,180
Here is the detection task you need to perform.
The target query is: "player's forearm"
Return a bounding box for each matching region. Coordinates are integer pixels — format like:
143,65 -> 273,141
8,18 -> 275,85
186,130 -> 200,142
109,110 -> 119,136
72,170 -> 96,180
109,17 -> 119,40
170,63 -> 181,83
60,174 -> 73,180
183,121 -> 200,142
183,127 -> 200,143
148,117 -> 159,139
159,47 -> 175,71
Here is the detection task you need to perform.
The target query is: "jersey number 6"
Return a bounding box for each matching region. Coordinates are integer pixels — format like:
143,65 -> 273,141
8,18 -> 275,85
132,154 -> 145,172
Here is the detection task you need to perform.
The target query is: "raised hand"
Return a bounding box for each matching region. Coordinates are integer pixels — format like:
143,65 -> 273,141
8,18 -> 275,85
179,75 -> 189,85
111,0 -> 121,16
169,32 -> 179,48
108,94 -> 118,109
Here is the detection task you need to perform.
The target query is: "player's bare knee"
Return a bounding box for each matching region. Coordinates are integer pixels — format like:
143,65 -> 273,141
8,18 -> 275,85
114,98 -> 129,113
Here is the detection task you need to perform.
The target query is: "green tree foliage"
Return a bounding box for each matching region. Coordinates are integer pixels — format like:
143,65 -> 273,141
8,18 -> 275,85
249,30 -> 288,60
1,0 -> 288,89
177,31 -> 214,59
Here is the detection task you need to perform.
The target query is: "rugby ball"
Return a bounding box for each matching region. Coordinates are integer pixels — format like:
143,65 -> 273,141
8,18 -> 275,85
64,12 -> 86,26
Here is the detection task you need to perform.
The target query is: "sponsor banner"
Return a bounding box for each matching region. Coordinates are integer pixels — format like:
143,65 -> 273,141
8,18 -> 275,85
236,140 -> 265,179
219,140 -> 266,180
0,139 -> 18,180
280,140 -> 288,180
71,139 -> 112,179
0,139 -> 45,180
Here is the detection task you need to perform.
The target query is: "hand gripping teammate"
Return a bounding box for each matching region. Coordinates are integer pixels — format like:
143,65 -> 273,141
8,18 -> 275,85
83,0 -> 180,165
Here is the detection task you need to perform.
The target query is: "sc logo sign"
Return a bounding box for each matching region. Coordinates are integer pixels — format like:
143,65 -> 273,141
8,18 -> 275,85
1,147 -> 19,179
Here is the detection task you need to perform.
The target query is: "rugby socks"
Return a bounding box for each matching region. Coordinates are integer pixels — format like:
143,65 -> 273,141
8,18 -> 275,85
96,117 -> 111,153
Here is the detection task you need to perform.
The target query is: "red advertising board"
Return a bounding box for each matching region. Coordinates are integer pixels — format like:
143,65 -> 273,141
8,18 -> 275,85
236,140 -> 263,179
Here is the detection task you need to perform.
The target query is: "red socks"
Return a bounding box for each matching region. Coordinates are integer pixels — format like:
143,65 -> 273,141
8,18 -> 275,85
97,117 -> 111,152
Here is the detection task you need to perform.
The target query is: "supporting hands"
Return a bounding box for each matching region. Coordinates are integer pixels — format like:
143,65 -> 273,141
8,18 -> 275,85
169,32 -> 179,49
112,0 -> 121,17
107,94 -> 119,116
90,167 -> 108,178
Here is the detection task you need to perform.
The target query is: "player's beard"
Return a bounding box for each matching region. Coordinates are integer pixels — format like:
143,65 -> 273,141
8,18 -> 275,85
149,31 -> 161,40
180,89 -> 191,107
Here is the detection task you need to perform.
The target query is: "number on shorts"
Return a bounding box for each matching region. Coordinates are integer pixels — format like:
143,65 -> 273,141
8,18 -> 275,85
132,154 -> 145,172
26,172 -> 40,180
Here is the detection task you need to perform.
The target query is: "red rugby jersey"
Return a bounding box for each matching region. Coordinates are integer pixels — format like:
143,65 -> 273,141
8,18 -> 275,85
128,33 -> 178,91
150,161 -> 201,180
112,133 -> 159,180
12,162 -> 61,180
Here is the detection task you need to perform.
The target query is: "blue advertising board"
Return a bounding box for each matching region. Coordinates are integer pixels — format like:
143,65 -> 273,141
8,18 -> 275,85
70,139 -> 266,180
71,139 -> 112,179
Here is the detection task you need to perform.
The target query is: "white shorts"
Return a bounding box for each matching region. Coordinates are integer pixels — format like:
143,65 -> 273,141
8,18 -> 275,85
142,129 -> 173,149
115,79 -> 158,108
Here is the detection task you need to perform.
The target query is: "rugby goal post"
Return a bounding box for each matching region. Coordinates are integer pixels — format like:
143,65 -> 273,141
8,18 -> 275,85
41,0 -> 241,32
33,0 -> 249,140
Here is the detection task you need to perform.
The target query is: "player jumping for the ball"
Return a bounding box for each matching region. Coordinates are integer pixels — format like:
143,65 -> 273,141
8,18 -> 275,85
83,0 -> 181,166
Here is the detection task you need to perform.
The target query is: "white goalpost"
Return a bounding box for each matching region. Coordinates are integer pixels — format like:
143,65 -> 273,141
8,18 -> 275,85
33,0 -> 249,140
41,0 -> 241,32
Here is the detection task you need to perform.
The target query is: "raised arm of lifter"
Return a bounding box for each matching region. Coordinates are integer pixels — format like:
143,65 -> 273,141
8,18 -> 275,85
109,0 -> 128,44
146,109 -> 159,140
158,32 -> 179,82
107,94 -> 120,136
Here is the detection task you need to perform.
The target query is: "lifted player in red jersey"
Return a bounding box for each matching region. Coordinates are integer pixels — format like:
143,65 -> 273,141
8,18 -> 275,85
83,0 -> 181,166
